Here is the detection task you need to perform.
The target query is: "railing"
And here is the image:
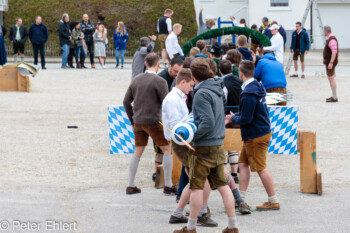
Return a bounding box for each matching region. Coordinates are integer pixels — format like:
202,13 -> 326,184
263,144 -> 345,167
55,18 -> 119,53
5,40 -> 142,57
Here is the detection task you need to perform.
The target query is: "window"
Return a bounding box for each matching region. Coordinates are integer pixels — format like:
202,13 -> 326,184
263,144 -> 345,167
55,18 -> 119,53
271,0 -> 289,7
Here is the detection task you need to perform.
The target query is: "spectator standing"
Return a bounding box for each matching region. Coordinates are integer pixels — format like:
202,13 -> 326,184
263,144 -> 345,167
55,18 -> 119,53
58,13 -> 72,69
157,9 -> 173,68
264,21 -> 287,46
93,24 -> 108,69
197,8 -> 216,46
254,51 -> 287,106
72,22 -> 86,69
165,24 -> 184,60
290,22 -> 310,78
250,24 -> 260,54
237,35 -> 254,62
9,18 -> 28,63
208,43 -> 224,77
28,16 -> 49,69
262,24 -> 284,64
131,35 -> 156,79
68,21 -> 77,68
323,25 -> 339,103
0,24 -> 6,67
81,14 -> 95,68
113,21 -> 129,69
226,49 -> 242,77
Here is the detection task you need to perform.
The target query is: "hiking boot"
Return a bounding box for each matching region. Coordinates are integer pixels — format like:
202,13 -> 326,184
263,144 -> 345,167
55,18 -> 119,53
121,65 -> 124,69
169,215 -> 188,224
91,64 -> 95,69
116,64 -> 119,69
233,176 -> 239,184
126,186 -> 141,195
256,202 -> 280,211
173,226 -> 196,233
164,185 -> 178,195
326,97 -> 338,103
197,214 -> 218,227
301,74 -> 305,78
222,227 -> 239,233
290,74 -> 298,78
238,202 -> 251,215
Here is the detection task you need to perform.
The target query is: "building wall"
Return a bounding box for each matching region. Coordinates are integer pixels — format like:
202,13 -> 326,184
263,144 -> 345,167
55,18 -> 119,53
193,0 -> 350,49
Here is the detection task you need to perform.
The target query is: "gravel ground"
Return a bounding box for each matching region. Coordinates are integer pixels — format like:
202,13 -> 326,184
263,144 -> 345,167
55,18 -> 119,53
0,51 -> 349,233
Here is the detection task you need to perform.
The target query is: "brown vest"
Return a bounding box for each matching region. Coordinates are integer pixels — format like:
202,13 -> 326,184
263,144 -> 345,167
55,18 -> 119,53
323,36 -> 338,66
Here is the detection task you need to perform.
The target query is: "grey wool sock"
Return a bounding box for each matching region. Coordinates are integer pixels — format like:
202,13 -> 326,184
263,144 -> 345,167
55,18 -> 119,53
198,204 -> 208,216
187,218 -> 197,230
232,188 -> 244,205
162,153 -> 173,187
20,56 -> 24,62
331,87 -> 337,99
228,217 -> 238,229
128,155 -> 140,187
14,56 -> 18,63
172,208 -> 184,218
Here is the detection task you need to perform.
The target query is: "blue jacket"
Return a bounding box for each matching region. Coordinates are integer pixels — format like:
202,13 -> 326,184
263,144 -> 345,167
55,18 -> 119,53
231,79 -> 271,141
113,29 -> 129,50
290,28 -> 310,53
264,25 -> 287,45
238,47 -> 253,61
28,23 -> 49,45
254,53 -> 287,90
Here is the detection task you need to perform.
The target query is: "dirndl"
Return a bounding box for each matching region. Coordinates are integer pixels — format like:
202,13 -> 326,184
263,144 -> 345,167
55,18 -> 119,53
0,36 -> 7,65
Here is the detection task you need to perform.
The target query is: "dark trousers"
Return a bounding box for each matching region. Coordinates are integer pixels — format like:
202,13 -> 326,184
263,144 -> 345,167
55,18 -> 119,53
82,41 -> 94,64
32,43 -> 45,68
177,166 -> 189,197
68,47 -> 75,66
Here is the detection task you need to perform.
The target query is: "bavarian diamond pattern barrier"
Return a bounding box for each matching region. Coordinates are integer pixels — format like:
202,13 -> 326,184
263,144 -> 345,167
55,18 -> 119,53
108,106 -> 135,154
268,106 -> 299,155
108,105 -> 299,155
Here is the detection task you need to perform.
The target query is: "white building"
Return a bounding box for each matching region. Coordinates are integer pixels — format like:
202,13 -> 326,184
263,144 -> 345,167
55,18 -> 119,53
193,0 -> 350,49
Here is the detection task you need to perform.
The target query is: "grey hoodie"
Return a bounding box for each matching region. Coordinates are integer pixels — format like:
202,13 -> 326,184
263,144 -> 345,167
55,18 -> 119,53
192,78 -> 226,146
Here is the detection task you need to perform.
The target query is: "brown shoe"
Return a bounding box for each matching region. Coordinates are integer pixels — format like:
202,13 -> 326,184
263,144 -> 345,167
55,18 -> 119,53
173,226 -> 197,233
91,64 -> 95,69
197,214 -> 218,227
256,202 -> 280,211
126,186 -> 141,195
290,74 -> 298,78
326,97 -> 338,103
164,185 -> 178,195
238,202 -> 251,215
169,215 -> 188,224
222,227 -> 239,233
301,74 -> 305,78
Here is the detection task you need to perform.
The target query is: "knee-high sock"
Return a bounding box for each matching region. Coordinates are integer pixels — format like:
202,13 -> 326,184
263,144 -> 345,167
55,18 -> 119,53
128,155 -> 140,187
163,153 -> 173,187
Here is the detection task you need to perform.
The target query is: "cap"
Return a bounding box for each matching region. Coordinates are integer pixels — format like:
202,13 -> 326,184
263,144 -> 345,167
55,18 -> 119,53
269,24 -> 280,30
208,44 -> 224,56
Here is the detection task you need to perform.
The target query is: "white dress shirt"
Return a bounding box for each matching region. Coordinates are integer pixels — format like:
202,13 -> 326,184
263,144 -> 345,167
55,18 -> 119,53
165,32 -> 184,59
264,32 -> 284,64
162,87 -> 189,141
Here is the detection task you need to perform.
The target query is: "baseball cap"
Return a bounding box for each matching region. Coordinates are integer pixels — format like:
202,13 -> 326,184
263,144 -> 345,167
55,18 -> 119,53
269,24 -> 280,30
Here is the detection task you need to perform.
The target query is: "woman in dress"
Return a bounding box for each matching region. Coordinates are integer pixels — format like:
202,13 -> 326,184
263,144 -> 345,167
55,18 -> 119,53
93,24 -> 107,69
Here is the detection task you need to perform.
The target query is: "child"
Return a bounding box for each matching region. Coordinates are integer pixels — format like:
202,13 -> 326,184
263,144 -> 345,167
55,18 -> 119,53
113,21 -> 129,69
93,24 -> 108,69
225,60 -> 280,211
72,22 -> 86,69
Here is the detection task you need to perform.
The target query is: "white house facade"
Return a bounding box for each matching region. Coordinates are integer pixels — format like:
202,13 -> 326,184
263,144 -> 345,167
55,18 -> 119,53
193,0 -> 350,49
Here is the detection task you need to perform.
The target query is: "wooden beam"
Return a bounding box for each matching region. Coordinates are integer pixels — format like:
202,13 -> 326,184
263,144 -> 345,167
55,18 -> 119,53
154,165 -> 164,189
223,129 -> 243,151
317,168 -> 323,196
300,131 -> 317,193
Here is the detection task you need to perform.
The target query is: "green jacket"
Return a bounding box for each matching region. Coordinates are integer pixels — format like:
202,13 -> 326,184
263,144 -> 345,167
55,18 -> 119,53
72,28 -> 83,46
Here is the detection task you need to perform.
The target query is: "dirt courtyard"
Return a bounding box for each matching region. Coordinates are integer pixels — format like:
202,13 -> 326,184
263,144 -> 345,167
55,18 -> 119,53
0,53 -> 349,232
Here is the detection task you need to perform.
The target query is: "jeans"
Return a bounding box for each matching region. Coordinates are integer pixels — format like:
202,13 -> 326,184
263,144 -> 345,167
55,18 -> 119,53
61,44 -> 70,67
177,166 -> 189,198
81,41 -> 94,64
32,43 -> 45,68
75,46 -> 86,58
115,48 -> 125,65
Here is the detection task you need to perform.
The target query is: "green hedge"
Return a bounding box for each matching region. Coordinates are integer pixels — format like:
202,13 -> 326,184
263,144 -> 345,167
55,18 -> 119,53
4,0 -> 197,54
